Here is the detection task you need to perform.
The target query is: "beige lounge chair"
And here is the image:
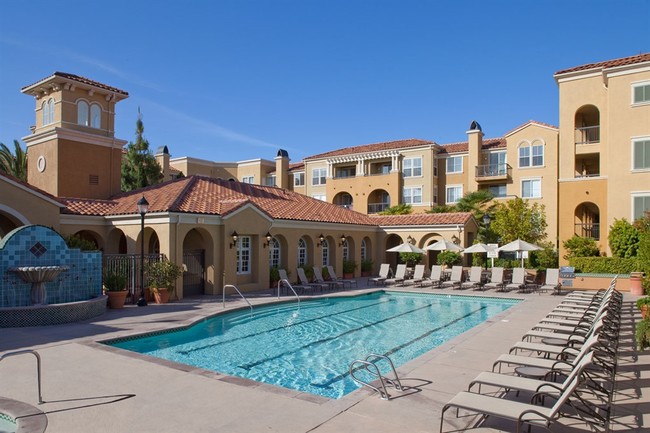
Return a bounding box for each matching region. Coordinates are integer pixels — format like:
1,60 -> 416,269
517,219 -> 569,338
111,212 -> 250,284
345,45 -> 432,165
385,264 -> 406,286
483,267 -> 506,291
540,268 -> 561,294
460,266 -> 483,290
441,266 -> 463,289
370,263 -> 390,286
427,265 -> 444,288
327,265 -> 356,288
404,264 -> 425,286
505,267 -> 528,292
278,269 -> 312,294
313,266 -> 341,291
296,267 -> 325,292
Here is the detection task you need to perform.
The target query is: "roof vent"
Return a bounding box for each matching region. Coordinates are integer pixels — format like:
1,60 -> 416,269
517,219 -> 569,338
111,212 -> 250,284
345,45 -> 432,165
469,121 -> 482,132
276,149 -> 289,158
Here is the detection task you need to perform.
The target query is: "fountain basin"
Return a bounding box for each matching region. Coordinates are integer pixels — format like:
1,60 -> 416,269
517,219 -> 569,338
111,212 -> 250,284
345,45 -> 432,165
9,266 -> 69,305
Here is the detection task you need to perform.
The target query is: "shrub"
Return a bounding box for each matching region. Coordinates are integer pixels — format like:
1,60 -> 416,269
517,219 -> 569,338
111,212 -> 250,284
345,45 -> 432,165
342,260 -> 357,274
636,318 -> 650,350
64,234 -> 99,251
562,235 -> 600,260
437,251 -> 462,267
361,259 -> 373,273
609,218 -> 640,258
269,267 -> 280,284
568,256 -> 639,274
103,271 -> 127,292
146,260 -> 183,297
399,252 -> 422,267
530,241 -> 559,270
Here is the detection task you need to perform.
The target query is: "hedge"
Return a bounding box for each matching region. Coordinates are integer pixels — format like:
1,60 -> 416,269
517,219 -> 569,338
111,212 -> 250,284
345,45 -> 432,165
568,256 -> 640,274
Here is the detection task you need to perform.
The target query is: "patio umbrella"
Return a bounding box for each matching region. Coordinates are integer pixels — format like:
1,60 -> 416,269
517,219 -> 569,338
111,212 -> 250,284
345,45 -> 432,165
386,242 -> 425,254
461,243 -> 497,269
496,239 -> 542,267
425,239 -> 463,252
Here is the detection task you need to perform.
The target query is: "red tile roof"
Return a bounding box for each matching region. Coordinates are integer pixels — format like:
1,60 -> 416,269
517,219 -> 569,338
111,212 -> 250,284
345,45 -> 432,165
438,138 -> 506,154
370,213 -> 473,226
305,139 -> 436,160
504,120 -> 558,136
555,52 -> 650,75
22,72 -> 128,95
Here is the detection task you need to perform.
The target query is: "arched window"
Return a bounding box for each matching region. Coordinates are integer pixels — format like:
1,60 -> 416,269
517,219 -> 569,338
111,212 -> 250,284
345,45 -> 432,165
77,101 -> 89,126
90,104 -> 101,128
268,238 -> 281,269
360,239 -> 367,261
342,239 -> 349,261
321,239 -> 330,266
297,238 -> 307,266
518,140 -> 544,168
42,99 -> 54,125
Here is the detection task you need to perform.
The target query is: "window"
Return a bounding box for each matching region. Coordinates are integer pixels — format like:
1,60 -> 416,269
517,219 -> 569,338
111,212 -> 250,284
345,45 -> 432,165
90,104 -> 101,128
433,157 -> 438,177
402,157 -> 422,177
236,236 -> 251,274
633,194 -> 650,221
312,194 -> 326,201
381,164 -> 391,174
633,82 -> 650,104
297,238 -> 307,266
488,152 -> 507,174
77,101 -> 89,126
342,240 -> 349,261
312,168 -> 326,185
446,185 -> 462,203
268,238 -> 280,269
433,185 -> 438,204
633,138 -> 650,170
242,175 -> 254,184
321,239 -> 330,266
402,186 -> 422,204
42,99 -> 54,125
294,172 -> 305,186
360,239 -> 367,262
521,178 -> 542,198
487,184 -> 507,198
519,142 -> 544,167
336,167 -> 355,178
265,175 -> 276,186
446,156 -> 462,173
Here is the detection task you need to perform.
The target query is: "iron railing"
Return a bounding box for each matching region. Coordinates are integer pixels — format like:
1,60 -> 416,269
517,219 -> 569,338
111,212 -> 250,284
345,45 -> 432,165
475,163 -> 511,178
575,126 -> 600,145
368,203 -> 390,213
103,253 -> 164,302
575,223 -> 600,240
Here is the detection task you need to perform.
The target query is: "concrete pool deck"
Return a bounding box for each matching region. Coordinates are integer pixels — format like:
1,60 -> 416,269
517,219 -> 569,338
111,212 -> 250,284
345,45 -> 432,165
0,281 -> 647,433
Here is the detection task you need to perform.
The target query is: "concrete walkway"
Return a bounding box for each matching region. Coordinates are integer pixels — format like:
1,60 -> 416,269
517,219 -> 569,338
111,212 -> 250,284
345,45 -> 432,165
0,281 -> 647,433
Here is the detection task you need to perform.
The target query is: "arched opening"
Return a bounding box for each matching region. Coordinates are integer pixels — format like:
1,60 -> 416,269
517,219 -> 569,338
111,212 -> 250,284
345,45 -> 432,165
424,234 -> 444,268
72,230 -> 103,250
106,228 -> 127,254
368,189 -> 390,214
574,105 -> 600,144
384,234 -> 403,269
574,202 -> 600,240
182,228 -> 212,297
333,192 -> 353,210
0,212 -> 23,240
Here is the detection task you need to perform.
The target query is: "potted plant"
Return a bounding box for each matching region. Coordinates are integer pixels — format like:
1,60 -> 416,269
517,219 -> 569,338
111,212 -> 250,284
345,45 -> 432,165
104,271 -> 128,309
342,260 -> 357,279
636,318 -> 650,350
270,267 -> 280,288
637,297 -> 650,320
146,260 -> 183,304
360,259 -> 373,277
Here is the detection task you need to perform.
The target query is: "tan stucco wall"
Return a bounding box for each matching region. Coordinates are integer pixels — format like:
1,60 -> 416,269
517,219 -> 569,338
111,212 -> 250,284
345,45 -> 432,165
0,179 -> 62,234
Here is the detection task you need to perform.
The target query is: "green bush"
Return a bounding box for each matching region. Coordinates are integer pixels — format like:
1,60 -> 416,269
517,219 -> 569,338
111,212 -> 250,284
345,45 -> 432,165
568,256 -> 639,274
103,271 -> 127,292
399,252 -> 422,267
530,241 -> 559,270
361,259 -> 373,273
609,218 -> 640,258
299,265 -> 315,280
636,318 -> 650,350
562,235 -> 599,260
64,234 -> 99,251
341,260 -> 356,274
437,251 -> 462,267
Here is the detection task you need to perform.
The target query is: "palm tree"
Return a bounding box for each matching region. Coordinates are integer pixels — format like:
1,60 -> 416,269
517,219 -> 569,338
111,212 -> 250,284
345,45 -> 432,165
0,140 -> 27,182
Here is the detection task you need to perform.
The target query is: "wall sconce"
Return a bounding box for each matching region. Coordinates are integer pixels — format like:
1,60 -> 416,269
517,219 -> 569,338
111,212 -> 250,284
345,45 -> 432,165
317,233 -> 325,247
339,234 -> 347,247
451,234 -> 460,245
407,235 -> 415,245
263,232 -> 272,248
229,231 -> 239,249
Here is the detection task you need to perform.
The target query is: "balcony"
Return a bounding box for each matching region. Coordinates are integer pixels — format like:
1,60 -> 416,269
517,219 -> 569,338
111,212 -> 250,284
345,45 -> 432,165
575,126 -> 600,145
575,223 -> 600,240
368,203 -> 390,214
475,163 -> 511,182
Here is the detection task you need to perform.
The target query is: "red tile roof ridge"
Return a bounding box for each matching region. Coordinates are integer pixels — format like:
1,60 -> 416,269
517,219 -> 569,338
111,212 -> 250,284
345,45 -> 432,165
22,72 -> 128,95
438,137 -> 506,154
369,212 -> 473,226
555,52 -> 650,76
504,120 -> 558,136
304,138 -> 436,160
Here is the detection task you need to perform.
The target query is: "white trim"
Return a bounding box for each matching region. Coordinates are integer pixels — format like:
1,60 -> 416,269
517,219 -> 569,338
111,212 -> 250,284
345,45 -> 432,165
632,80 -> 650,105
445,184 -> 463,203
520,177 -> 542,199
0,175 -> 64,208
554,70 -> 602,83
504,121 -> 558,137
222,202 -> 273,222
632,136 -> 650,170
446,155 -> 463,174
631,191 -> 650,221
402,185 -> 423,205
23,127 -> 127,149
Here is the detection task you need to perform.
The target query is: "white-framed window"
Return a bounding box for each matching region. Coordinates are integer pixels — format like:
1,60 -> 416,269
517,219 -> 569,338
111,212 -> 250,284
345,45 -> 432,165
633,193 -> 650,221
433,157 -> 438,177
297,238 -> 307,266
312,168 -> 326,185
521,178 -> 542,198
446,185 -> 463,203
487,184 -> 507,198
321,239 -> 330,266
77,101 -> 89,126
336,166 -> 355,178
236,236 -> 251,274
265,175 -> 276,186
402,157 -> 422,177
312,194 -> 326,201
519,141 -> 544,167
433,185 -> 438,204
402,186 -> 422,204
633,138 -> 650,170
342,240 -> 349,261
268,238 -> 280,269
488,151 -> 507,174
446,156 -> 463,173
90,104 -> 101,128
633,82 -> 650,104
360,239 -> 367,261
293,172 -> 305,186
380,163 -> 391,174
242,175 -> 254,184
42,98 -> 54,125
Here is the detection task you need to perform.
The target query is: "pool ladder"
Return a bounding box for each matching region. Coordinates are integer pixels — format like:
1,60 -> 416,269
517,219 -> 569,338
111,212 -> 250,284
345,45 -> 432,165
349,354 -> 403,400
0,349 -> 44,404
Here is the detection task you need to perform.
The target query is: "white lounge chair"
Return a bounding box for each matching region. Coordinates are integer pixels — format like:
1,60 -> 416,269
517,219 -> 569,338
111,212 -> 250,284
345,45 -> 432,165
539,268 -> 561,294
483,267 -> 506,291
327,265 -> 357,288
460,266 -> 483,290
385,264 -> 406,286
426,265 -> 444,288
370,263 -> 390,286
278,269 -> 312,294
404,264 -> 425,286
441,266 -> 463,289
296,267 -> 325,292
505,267 -> 528,292
313,266 -> 341,291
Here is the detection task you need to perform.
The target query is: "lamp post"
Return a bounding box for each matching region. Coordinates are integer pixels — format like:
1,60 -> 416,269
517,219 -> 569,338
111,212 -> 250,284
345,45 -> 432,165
137,195 -> 149,307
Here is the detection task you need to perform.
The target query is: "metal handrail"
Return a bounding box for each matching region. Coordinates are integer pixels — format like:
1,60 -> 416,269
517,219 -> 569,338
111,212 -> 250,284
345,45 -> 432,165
277,279 -> 300,306
222,284 -> 253,315
349,353 -> 403,400
0,349 -> 44,404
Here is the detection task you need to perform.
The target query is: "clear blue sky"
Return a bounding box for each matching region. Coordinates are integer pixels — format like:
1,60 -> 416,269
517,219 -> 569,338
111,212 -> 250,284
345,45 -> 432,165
1,0 -> 649,163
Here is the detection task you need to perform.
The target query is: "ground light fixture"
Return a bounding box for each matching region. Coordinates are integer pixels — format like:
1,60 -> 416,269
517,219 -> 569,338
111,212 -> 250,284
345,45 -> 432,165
136,195 -> 149,307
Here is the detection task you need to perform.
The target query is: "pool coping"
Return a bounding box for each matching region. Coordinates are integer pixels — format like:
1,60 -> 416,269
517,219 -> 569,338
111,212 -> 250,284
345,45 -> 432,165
0,396 -> 47,433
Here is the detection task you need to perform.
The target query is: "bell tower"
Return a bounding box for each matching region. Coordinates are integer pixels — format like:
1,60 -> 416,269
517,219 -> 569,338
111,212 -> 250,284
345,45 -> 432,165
21,72 -> 129,199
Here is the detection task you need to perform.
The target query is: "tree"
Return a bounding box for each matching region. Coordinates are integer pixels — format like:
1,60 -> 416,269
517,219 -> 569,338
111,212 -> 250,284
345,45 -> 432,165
399,252 -> 422,267
379,203 -> 412,215
0,140 -> 27,182
609,218 -> 640,258
121,112 -> 163,192
490,197 -> 547,244
562,235 -> 600,260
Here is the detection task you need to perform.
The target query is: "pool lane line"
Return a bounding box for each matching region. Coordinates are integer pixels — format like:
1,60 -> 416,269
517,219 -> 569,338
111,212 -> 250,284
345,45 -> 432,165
175,298 -> 393,355
237,300 -> 443,371
310,305 -> 487,389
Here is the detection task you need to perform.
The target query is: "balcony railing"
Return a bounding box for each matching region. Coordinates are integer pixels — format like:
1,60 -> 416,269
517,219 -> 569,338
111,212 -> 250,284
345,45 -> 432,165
475,163 -> 511,179
575,223 -> 600,240
575,126 -> 600,145
368,203 -> 390,214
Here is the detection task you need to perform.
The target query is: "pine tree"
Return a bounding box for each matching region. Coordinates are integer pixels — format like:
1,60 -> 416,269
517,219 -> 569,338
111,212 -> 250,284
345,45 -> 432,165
121,111 -> 163,191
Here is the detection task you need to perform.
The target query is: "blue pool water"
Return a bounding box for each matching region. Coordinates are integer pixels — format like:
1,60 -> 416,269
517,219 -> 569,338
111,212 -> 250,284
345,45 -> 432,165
108,291 -> 518,399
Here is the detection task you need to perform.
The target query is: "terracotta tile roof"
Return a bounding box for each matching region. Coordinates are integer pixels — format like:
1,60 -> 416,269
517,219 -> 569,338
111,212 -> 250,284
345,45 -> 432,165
305,139 -> 436,160
555,52 -> 650,75
22,72 -> 128,95
370,212 -> 473,226
438,138 -> 506,154
504,120 -> 558,136
288,162 -> 305,171
62,176 -> 379,225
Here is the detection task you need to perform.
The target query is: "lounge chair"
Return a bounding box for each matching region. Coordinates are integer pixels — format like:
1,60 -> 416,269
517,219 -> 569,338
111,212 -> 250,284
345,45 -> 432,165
539,268 -> 561,294
426,265 -> 444,288
370,263 -> 390,286
505,268 -> 528,293
404,264 -> 425,286
278,269 -> 312,294
296,267 -> 326,292
326,265 -> 356,288
460,266 -> 484,290
441,266 -> 463,289
313,266 -> 341,291
483,267 -> 506,291
385,264 -> 406,286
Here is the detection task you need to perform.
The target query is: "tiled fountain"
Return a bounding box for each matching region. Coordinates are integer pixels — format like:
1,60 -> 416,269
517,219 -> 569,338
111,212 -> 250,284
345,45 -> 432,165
0,225 -> 105,327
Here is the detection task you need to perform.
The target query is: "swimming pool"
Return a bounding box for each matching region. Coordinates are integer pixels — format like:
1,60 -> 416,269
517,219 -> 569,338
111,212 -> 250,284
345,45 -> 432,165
107,291 -> 518,399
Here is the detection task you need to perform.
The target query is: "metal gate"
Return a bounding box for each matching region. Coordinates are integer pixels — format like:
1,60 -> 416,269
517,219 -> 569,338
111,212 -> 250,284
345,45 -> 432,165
103,253 -> 163,304
183,249 -> 205,297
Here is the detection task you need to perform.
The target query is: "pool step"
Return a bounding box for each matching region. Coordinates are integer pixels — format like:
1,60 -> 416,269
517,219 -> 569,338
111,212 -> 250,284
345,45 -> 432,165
349,354 -> 403,400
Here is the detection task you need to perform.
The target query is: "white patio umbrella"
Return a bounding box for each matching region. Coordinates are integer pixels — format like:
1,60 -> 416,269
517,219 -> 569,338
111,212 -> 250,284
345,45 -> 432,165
386,242 -> 425,254
496,239 -> 542,267
461,242 -> 497,269
425,239 -> 463,252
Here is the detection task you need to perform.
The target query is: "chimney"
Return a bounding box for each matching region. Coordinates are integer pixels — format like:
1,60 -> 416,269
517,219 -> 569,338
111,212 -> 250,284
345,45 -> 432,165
155,145 -> 171,180
275,149 -> 290,189
466,121 -> 483,193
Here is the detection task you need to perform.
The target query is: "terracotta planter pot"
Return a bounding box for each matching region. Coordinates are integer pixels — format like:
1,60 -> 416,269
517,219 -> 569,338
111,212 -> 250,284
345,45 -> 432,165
153,288 -> 170,304
107,290 -> 128,309
343,273 -> 354,279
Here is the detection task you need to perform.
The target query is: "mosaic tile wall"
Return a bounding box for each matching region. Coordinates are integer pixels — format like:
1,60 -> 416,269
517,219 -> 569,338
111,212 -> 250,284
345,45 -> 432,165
0,225 -> 102,308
